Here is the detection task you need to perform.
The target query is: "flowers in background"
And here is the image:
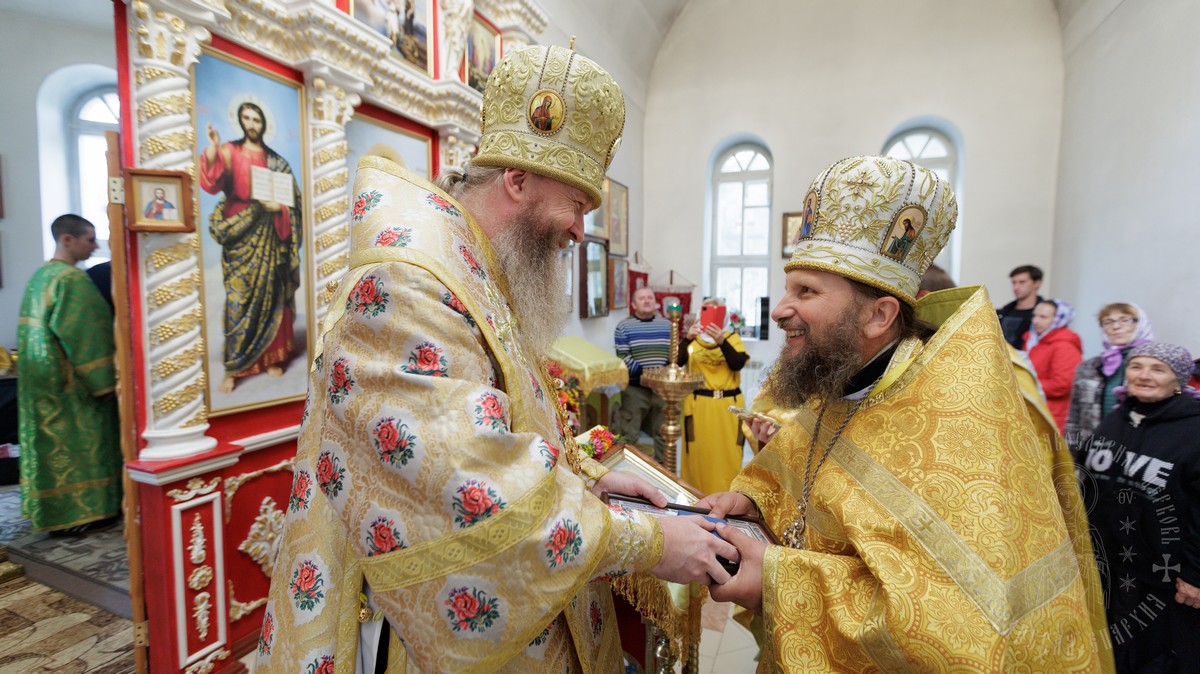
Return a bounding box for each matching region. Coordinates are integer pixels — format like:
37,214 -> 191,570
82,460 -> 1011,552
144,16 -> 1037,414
546,360 -> 583,436
580,427 -> 615,461
729,310 -> 746,331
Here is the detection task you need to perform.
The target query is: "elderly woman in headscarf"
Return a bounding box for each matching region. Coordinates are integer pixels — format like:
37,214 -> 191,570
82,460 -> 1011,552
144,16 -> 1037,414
1025,299 -> 1083,432
1074,342 -> 1200,672
1065,302 -> 1154,449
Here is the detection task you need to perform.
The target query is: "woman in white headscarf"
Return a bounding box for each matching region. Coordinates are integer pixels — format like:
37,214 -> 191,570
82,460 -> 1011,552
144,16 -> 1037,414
1025,299 -> 1082,433
1065,302 -> 1154,450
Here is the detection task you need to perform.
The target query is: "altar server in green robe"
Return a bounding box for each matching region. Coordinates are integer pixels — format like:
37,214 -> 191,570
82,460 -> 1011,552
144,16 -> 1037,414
18,214 -> 121,532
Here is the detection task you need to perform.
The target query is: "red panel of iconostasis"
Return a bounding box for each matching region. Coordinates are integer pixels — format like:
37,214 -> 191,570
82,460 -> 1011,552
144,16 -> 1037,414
220,433 -> 299,650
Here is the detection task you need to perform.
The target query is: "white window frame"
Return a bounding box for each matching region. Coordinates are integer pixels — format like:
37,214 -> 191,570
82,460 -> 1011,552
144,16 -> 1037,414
67,85 -> 120,265
882,126 -> 961,279
709,143 -> 772,334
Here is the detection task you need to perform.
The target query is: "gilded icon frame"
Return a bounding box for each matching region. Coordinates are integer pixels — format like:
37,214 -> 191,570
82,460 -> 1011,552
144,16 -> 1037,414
192,46 -> 311,416
579,238 -> 609,318
127,168 -> 194,233
781,211 -> 804,258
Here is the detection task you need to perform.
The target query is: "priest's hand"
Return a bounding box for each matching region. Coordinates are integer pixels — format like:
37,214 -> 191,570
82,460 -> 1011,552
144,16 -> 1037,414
1177,577 -> 1200,609
748,417 -> 778,445
592,470 -> 668,507
708,525 -> 766,612
695,491 -> 759,519
651,516 -> 739,585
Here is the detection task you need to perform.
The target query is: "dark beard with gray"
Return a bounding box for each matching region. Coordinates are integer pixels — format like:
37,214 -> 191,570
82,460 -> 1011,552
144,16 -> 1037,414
763,304 -> 866,408
490,207 -> 568,357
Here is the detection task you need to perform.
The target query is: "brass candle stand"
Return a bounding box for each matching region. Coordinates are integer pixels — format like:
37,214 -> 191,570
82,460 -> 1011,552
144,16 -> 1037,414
640,300 -> 703,475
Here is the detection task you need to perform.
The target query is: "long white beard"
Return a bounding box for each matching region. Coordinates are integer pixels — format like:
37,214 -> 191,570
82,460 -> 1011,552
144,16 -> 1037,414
490,212 -> 568,357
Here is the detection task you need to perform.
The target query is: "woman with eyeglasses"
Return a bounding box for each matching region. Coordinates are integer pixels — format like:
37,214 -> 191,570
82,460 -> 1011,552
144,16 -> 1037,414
1065,303 -> 1154,450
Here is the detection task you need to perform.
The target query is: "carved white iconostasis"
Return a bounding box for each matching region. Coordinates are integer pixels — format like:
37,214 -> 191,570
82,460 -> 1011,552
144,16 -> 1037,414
117,1 -> 545,672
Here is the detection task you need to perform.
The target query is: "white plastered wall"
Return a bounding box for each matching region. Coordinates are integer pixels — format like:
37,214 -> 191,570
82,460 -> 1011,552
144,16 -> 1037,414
643,0 -> 1064,369
536,0 -> 653,351
1053,0 -> 1200,356
0,9 -> 117,348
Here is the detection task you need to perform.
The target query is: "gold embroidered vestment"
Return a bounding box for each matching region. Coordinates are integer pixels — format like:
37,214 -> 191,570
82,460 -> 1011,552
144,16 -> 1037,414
256,157 -> 662,673
732,286 -> 1113,672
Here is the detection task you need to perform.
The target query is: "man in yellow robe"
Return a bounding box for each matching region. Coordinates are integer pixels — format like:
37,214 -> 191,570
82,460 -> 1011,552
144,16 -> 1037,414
701,155 -> 1114,672
256,45 -> 736,674
679,300 -> 750,494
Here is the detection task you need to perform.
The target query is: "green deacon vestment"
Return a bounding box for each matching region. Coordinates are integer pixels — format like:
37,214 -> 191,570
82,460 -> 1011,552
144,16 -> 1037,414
17,260 -> 121,531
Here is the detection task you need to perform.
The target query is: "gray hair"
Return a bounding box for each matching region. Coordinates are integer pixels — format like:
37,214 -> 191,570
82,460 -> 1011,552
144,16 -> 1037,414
434,161 -> 506,199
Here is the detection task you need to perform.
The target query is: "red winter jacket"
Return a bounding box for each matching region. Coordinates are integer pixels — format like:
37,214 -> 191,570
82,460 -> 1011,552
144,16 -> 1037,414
1026,327 -> 1083,432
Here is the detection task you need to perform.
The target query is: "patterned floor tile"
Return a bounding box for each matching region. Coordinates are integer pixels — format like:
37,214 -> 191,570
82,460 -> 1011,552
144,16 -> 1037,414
0,577 -> 133,673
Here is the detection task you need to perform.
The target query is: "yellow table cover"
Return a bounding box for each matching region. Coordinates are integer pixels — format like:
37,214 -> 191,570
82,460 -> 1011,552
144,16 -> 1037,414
548,336 -> 629,393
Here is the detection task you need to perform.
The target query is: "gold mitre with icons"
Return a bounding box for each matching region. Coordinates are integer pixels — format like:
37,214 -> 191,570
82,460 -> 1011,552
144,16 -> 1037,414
785,155 -> 958,305
473,42 -> 625,208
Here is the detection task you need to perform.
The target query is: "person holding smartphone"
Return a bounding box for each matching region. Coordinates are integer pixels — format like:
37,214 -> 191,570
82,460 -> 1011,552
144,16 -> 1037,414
678,297 -> 750,494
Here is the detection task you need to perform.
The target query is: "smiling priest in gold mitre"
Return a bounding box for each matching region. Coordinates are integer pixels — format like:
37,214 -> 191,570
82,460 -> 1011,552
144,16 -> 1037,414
254,41 -> 738,674
699,155 -> 1114,672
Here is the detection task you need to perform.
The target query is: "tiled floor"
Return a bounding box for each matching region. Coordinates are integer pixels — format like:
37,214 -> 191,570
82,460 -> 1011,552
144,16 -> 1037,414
696,600 -> 760,674
0,485 -> 30,547
0,575 -> 134,673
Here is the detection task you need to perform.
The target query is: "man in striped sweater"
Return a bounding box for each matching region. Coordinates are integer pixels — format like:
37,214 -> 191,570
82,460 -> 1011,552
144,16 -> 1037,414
613,286 -> 671,461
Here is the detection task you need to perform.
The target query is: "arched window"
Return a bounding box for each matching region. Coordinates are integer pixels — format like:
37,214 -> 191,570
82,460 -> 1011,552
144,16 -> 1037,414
710,144 -> 771,333
883,126 -> 959,275
66,87 -> 120,265
883,128 -> 956,183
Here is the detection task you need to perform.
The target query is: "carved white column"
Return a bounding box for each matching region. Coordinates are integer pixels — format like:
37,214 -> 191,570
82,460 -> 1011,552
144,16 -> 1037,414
475,0 -> 547,56
437,133 -> 476,175
124,0 -> 551,460
499,31 -> 531,57
440,0 -> 473,81
129,0 -> 230,460
306,77 -> 361,319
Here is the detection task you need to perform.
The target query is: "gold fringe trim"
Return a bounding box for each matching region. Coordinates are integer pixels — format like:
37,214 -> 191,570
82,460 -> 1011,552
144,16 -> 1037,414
611,573 -> 705,664
574,368 -> 628,393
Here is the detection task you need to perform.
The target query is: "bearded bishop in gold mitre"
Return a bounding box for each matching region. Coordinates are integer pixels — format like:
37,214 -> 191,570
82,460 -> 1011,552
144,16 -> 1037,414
700,155 -> 1114,673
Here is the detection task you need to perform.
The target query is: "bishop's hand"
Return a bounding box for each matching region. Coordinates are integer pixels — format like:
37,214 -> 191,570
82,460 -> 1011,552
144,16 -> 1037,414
651,516 -> 739,586
592,470 -> 667,508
